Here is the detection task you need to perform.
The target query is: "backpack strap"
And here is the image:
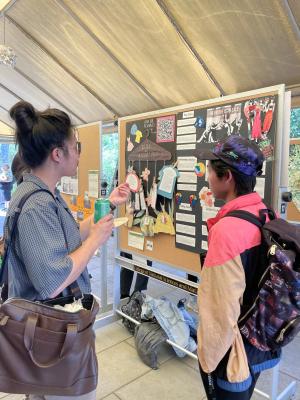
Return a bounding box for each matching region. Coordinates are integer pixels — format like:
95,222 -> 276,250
225,210 -> 264,228
1,188 -> 82,301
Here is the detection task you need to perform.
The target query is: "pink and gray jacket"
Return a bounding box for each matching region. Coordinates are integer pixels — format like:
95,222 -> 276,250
197,192 -> 281,392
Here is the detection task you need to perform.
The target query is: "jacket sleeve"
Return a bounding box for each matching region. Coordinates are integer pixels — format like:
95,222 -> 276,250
197,222 -> 249,382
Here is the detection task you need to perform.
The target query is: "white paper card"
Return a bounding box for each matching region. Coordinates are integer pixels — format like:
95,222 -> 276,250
61,176 -> 78,195
178,171 -> 197,183
176,234 -> 196,247
158,166 -> 178,196
177,184 -> 197,191
177,126 -> 196,135
128,231 -> 144,250
88,170 -> 99,198
177,118 -> 196,127
177,144 -> 196,151
176,212 -> 195,223
255,178 -> 265,198
179,203 -> 192,212
177,134 -> 196,144
146,240 -> 153,251
176,223 -> 196,236
202,206 -> 220,221
262,162 -> 266,176
183,111 -> 194,118
202,225 -> 208,236
177,156 -> 197,171
201,241 -> 208,250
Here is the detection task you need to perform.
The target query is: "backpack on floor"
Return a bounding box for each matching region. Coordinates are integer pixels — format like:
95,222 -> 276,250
121,291 -> 144,335
226,209 -> 300,352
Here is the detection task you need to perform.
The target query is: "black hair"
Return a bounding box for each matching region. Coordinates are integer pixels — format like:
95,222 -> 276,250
210,159 -> 256,196
10,101 -> 72,168
11,152 -> 29,184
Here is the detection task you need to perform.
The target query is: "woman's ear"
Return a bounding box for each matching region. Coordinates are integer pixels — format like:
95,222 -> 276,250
50,147 -> 63,163
223,169 -> 234,185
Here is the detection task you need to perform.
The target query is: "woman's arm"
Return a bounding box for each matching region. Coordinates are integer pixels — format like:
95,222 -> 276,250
50,214 -> 114,298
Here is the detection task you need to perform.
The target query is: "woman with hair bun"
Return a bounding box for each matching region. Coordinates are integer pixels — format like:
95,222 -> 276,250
3,101 -> 130,400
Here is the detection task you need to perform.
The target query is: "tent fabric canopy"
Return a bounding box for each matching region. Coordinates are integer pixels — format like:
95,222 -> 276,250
0,0 -> 299,128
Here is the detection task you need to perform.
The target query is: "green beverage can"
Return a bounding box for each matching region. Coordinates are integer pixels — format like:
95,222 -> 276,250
94,198 -> 111,223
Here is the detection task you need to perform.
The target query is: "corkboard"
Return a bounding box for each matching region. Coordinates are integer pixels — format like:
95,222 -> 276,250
62,123 -> 100,208
287,202 -> 300,222
118,87 -> 283,273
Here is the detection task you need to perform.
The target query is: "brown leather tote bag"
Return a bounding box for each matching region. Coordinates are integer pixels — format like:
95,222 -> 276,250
0,188 -> 100,395
0,293 -> 99,395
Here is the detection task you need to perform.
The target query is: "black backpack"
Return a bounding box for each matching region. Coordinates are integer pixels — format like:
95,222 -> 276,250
121,291 -> 145,335
226,209 -> 300,351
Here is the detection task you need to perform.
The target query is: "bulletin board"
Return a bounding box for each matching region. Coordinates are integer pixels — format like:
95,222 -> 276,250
62,123 -> 100,210
118,85 -> 286,273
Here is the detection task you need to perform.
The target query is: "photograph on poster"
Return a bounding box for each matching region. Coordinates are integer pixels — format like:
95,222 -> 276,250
198,103 -> 242,144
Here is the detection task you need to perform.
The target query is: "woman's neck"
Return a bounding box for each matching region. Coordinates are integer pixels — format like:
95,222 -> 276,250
31,166 -> 60,194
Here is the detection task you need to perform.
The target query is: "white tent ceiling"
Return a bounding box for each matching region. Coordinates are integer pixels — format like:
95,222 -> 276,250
0,0 -> 300,130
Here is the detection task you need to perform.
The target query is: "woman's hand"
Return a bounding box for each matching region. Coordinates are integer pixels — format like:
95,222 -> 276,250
90,213 -> 114,247
109,183 -> 130,206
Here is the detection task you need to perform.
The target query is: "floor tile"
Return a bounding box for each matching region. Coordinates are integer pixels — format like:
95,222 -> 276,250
100,394 -> 120,400
97,341 -> 151,399
115,357 -> 205,400
181,354 -> 199,371
0,395 -> 24,400
95,321 -> 132,353
280,335 -> 300,380
125,337 -> 176,365
253,369 -> 300,400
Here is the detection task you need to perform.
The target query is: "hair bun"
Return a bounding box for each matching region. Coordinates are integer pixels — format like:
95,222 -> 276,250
10,101 -> 37,133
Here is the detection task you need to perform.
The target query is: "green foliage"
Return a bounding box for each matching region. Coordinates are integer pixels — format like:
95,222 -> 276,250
290,108 -> 300,138
101,133 -> 119,192
289,108 -> 300,210
289,144 -> 300,210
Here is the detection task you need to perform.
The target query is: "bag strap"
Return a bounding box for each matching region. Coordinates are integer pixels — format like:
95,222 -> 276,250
224,210 -> 264,228
1,188 -> 82,300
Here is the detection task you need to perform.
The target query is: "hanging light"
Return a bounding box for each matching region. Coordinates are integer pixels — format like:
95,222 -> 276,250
0,14 -> 16,68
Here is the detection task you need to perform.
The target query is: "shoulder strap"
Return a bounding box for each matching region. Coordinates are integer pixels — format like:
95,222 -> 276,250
224,210 -> 264,229
0,189 -> 53,295
5,189 -> 55,248
1,188 -> 82,300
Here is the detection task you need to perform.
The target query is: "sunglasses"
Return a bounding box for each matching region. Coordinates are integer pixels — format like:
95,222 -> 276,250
76,141 -> 81,154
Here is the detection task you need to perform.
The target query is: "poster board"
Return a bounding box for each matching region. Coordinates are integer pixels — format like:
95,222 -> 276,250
62,123 -> 100,212
118,85 -> 286,273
